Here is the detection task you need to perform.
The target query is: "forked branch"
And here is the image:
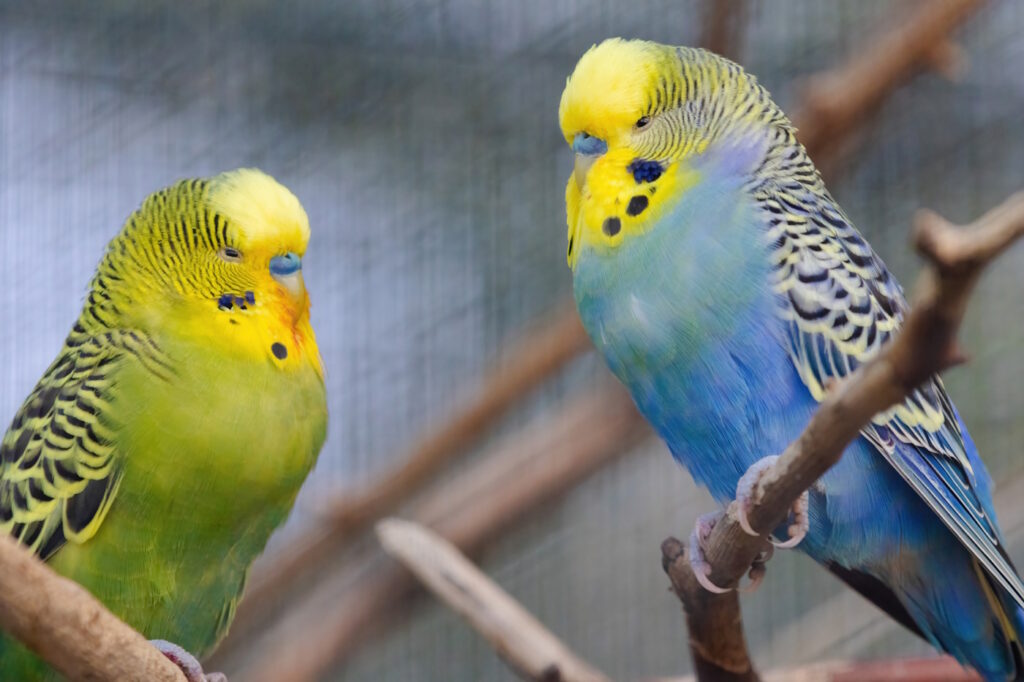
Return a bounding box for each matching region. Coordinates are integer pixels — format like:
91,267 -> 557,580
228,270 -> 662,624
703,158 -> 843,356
662,192 -> 1024,680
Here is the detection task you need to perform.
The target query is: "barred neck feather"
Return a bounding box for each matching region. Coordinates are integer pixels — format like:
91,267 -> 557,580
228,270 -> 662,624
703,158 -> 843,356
83,178 -> 217,333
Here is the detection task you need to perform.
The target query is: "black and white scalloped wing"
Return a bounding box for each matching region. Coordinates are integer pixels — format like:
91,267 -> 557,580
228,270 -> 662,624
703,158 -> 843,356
765,191 -> 1024,607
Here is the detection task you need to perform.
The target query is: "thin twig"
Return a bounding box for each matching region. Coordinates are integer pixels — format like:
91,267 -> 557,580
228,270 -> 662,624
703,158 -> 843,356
377,518 -> 611,682
0,534 -> 186,682
217,382 -> 649,682
230,305 -> 590,635
663,191 -> 1024,679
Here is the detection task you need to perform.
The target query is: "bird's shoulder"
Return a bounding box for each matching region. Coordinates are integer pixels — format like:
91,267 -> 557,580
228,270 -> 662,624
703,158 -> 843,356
0,322 -> 173,559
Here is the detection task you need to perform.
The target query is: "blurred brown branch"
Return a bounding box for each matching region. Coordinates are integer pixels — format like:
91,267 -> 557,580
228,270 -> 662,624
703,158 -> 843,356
661,191 -> 1024,680
232,303 -> 590,632
0,534 -> 187,682
645,656 -> 981,681
219,381 -> 649,682
794,0 -> 986,170
377,518 -> 610,682
376,524 -> 985,682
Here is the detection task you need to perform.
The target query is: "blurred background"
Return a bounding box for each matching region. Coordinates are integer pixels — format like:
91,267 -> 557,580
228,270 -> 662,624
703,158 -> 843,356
2,1 -> 1023,680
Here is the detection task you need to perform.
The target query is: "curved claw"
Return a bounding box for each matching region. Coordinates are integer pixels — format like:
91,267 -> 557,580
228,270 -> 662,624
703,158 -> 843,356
692,509 -> 733,589
771,489 -> 809,548
734,500 -> 759,537
150,640 -> 227,682
734,455 -> 780,537
688,512 -> 732,594
735,454 -> 810,549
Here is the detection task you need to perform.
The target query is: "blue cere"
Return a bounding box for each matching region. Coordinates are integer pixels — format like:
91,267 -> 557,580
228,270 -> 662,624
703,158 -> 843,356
270,252 -> 302,276
573,132 -> 608,156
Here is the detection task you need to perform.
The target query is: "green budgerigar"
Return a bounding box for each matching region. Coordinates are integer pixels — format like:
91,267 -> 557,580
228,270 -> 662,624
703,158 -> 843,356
0,169 -> 327,680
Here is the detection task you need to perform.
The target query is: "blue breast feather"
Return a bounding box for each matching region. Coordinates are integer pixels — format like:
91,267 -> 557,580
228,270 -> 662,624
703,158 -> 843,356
571,142 -> 1024,677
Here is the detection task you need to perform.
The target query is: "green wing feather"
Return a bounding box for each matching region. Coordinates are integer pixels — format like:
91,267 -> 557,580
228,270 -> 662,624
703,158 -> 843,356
0,323 -> 171,560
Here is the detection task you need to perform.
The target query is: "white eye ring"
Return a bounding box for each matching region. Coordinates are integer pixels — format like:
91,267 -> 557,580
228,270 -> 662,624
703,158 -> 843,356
218,246 -> 243,263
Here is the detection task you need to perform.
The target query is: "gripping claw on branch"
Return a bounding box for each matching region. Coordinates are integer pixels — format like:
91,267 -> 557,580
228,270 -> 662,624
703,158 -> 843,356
734,455 -> 809,549
150,640 -> 227,682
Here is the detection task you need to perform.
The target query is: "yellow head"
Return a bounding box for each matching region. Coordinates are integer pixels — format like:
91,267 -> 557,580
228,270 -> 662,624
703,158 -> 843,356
91,169 -> 322,376
559,39 -> 786,268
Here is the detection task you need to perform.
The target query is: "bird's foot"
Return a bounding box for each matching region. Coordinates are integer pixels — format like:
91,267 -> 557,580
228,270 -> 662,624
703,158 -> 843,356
150,640 -> 227,682
688,511 -> 774,594
689,511 -> 730,593
734,455 -> 809,549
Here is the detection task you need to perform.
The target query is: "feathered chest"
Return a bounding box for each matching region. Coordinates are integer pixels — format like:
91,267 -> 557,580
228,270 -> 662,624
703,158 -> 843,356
571,174 -> 811,495
573,172 -> 780,374
114,331 -> 327,515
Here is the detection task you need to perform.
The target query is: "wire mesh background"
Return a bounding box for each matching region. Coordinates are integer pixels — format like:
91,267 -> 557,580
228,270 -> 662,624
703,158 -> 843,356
2,1 -> 1024,680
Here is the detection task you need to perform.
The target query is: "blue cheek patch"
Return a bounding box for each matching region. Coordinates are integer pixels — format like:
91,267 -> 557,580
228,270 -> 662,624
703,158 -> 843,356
627,158 -> 664,184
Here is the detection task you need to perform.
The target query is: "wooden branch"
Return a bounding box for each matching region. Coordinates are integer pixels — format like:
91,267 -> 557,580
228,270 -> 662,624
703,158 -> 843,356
662,537 -> 758,682
216,382 -> 650,682
231,304 -> 590,632
794,0 -> 986,166
663,191 -> 1024,679
645,656 -> 981,682
377,518 -> 611,682
0,534 -> 187,682
385,521 -> 981,682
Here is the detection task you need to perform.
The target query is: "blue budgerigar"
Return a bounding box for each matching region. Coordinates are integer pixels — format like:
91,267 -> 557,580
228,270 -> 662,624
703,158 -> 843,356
560,39 -> 1024,680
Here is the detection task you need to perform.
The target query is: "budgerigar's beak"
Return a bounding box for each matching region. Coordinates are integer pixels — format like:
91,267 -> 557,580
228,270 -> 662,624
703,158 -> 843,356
270,252 -> 306,312
572,132 -> 607,190
574,155 -> 597,190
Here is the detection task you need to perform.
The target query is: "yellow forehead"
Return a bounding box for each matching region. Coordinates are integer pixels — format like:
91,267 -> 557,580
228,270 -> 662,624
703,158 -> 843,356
208,169 -> 310,255
558,38 -> 672,145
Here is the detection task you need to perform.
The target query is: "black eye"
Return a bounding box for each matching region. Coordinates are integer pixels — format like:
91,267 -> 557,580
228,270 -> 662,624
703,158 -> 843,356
635,115 -> 652,129
219,246 -> 242,262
